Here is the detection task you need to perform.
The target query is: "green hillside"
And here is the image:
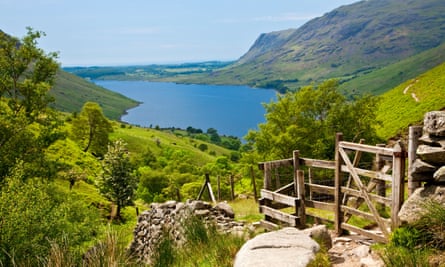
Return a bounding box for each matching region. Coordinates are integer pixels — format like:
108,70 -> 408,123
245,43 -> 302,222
376,61 -> 445,140
50,70 -> 139,120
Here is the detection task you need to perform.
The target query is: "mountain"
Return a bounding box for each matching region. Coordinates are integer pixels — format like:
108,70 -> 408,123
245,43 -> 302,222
199,0 -> 445,94
50,70 -> 139,120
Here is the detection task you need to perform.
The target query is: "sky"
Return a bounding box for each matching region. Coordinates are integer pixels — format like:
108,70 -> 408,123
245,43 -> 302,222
1,0 -> 359,66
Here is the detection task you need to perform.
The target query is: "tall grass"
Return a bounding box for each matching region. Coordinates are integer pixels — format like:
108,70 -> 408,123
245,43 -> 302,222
151,215 -> 247,267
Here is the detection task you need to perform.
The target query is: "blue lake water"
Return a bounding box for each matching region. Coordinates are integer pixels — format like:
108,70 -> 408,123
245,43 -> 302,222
95,81 -> 277,138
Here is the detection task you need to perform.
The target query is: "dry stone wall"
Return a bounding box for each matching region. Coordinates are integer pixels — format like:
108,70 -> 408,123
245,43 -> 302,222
399,111 -> 445,224
129,200 -> 248,264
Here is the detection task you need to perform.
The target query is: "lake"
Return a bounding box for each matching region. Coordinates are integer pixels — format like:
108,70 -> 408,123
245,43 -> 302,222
95,81 -> 277,138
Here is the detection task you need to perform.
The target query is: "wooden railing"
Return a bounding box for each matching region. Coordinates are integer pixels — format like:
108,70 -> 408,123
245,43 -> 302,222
258,133 -> 406,243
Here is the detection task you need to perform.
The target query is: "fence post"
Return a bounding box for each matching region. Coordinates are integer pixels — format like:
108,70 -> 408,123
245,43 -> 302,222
408,126 -> 423,195
297,170 -> 306,227
264,162 -> 272,190
375,144 -> 386,212
217,175 -> 221,201
250,166 -> 258,202
391,141 -> 406,230
293,150 -> 300,197
230,174 -> 235,201
334,132 -> 344,236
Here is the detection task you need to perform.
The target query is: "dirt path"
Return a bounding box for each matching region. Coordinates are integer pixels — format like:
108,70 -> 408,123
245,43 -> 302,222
403,79 -> 420,103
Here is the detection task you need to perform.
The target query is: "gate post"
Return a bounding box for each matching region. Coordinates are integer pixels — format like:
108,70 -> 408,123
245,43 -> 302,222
334,132 -> 344,235
408,126 -> 423,195
391,141 -> 406,230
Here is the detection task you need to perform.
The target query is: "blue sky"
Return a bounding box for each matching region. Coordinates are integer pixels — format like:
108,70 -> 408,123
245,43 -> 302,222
1,0 -> 358,66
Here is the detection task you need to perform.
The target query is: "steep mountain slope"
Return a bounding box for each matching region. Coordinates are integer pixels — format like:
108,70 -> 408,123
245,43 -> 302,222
204,0 -> 445,93
376,61 -> 445,139
50,70 -> 139,120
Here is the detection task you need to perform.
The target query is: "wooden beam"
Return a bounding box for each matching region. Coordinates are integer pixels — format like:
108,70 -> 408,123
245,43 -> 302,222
339,146 -> 390,239
308,183 -> 335,195
300,158 -> 336,169
334,132 -> 344,235
340,141 -> 394,156
260,189 -> 299,207
259,205 -> 299,227
305,200 -> 335,211
341,223 -> 388,243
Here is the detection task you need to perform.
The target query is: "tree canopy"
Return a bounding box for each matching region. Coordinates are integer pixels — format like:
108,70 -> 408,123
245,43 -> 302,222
245,79 -> 381,160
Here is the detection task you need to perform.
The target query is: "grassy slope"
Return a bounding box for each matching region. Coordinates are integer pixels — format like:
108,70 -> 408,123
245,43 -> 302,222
50,70 -> 139,120
376,62 -> 445,140
110,124 -> 232,165
339,42 -> 445,96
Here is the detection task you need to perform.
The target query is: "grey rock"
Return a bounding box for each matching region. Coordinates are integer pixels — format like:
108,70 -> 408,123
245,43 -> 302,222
434,166 -> 445,182
423,111 -> 445,137
399,185 -> 445,224
410,159 -> 437,181
234,227 -> 319,267
302,224 -> 332,249
416,145 -> 445,165
419,134 -> 445,148
215,201 -> 235,218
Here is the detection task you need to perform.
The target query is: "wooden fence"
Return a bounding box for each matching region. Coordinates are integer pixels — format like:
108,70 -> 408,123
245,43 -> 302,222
258,133 -> 406,243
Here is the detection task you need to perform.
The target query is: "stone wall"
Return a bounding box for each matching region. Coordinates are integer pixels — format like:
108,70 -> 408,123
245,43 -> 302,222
399,111 -> 445,224
128,200 -> 248,264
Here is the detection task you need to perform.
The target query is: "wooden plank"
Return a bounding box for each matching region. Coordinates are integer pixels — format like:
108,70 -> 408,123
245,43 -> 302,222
275,182 -> 294,194
342,206 -> 391,225
260,205 -> 299,226
341,223 -> 388,243
260,189 -> 299,207
308,183 -> 335,195
339,141 -> 394,156
342,138 -> 365,206
297,170 -> 306,226
258,158 -> 293,170
341,187 -> 392,206
300,158 -> 336,169
391,142 -> 406,230
305,200 -> 335,211
334,133 -> 344,235
341,165 -> 393,182
339,147 -> 390,239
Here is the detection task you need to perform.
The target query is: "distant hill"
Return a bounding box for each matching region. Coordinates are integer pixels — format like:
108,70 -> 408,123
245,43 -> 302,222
50,70 -> 139,120
193,0 -> 445,94
376,61 -> 445,140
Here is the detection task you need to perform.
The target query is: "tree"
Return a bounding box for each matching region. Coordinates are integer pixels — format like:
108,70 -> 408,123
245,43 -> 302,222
0,28 -> 58,118
98,139 -> 137,220
71,102 -> 113,157
245,79 -> 381,160
0,28 -> 60,182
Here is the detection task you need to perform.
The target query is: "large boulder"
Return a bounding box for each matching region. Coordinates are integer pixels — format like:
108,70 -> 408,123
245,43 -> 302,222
398,185 -> 445,224
423,111 -> 445,137
233,227 -> 320,267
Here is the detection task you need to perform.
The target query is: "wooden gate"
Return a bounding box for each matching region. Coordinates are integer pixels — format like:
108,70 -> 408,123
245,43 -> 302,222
259,133 -> 406,243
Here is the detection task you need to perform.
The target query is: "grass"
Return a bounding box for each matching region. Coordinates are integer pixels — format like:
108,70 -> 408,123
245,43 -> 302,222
376,61 -> 445,139
50,70 -> 139,120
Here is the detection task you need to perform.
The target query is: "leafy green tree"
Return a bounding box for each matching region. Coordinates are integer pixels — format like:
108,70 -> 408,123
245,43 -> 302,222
245,79 -> 381,160
0,169 -> 101,265
98,139 -> 137,220
71,101 -> 113,157
0,27 -> 58,118
0,28 -> 60,182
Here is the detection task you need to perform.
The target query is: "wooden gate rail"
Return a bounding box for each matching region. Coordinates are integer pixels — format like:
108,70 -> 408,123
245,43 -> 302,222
258,132 -> 406,243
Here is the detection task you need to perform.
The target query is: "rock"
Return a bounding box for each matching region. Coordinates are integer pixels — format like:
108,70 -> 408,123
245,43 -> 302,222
398,185 -> 445,224
351,244 -> 369,258
434,166 -> 445,182
410,159 -> 437,181
416,145 -> 445,165
302,224 -> 332,249
215,201 -> 235,218
419,134 -> 445,148
233,227 -> 319,267
423,111 -> 445,137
